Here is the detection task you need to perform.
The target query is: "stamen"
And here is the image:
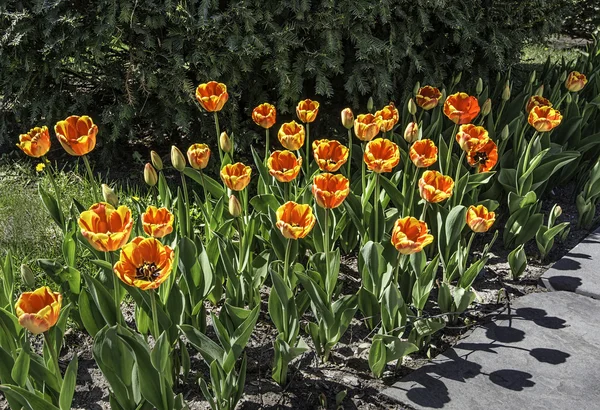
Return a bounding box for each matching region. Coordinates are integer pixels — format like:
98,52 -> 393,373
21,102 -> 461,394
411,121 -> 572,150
135,262 -> 161,282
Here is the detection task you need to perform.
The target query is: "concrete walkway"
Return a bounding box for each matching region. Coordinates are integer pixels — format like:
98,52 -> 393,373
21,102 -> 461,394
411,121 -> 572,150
383,227 -> 600,409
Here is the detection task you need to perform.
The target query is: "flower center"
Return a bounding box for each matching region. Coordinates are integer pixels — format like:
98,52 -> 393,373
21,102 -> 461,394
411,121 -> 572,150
136,262 -> 161,282
473,151 -> 488,164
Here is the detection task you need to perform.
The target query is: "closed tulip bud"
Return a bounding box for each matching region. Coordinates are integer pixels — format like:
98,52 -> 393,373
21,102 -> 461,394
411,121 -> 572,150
453,72 -> 462,85
413,81 -> 421,96
101,184 -> 119,207
565,93 -> 572,104
220,131 -> 232,153
534,84 -> 544,97
440,88 -> 447,104
500,125 -> 510,141
367,96 -> 374,113
144,163 -> 158,186
559,71 -> 567,82
228,194 -> 242,218
408,98 -> 417,115
553,205 -> 563,218
496,72 -> 502,82
481,98 -> 492,117
404,122 -> 419,143
530,71 -> 537,84
150,151 -> 163,171
21,264 -> 35,288
476,78 -> 483,95
341,108 -> 354,129
502,81 -> 511,101
170,146 -> 186,172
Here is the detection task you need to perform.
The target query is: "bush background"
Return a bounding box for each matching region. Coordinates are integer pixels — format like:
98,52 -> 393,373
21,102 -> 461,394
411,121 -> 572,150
0,0 -> 584,160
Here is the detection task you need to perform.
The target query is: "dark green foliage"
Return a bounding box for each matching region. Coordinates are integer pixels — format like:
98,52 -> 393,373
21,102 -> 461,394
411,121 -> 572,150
0,0 -> 570,157
562,0 -> 600,39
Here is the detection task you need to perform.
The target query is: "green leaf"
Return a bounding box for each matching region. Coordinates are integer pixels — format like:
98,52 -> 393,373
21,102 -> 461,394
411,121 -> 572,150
178,325 -> 225,365
250,194 -> 280,214
11,348 -> 30,387
0,384 -> 60,410
39,183 -> 64,229
59,356 -> 78,410
151,331 -> 171,373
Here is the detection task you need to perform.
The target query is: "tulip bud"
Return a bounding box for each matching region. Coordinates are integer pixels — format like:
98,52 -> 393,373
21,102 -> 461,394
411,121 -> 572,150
475,78 -> 483,95
534,84 -> 544,97
403,122 -> 419,144
529,70 -> 536,84
500,125 -> 510,141
559,71 -> 567,82
565,93 -> 572,104
220,131 -> 232,153
228,194 -> 242,218
453,71 -> 462,85
341,108 -> 354,129
553,205 -> 563,218
144,163 -> 158,186
502,81 -> 511,101
413,81 -> 421,96
440,88 -> 447,104
481,98 -> 492,117
21,264 -> 35,288
407,98 -> 417,116
496,72 -> 502,82
101,184 -> 119,207
150,151 -> 163,171
171,146 -> 186,172
367,96 -> 374,113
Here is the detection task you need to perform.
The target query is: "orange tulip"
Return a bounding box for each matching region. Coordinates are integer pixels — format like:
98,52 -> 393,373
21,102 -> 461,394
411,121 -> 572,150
54,115 -> 97,156
220,162 -> 252,191
364,138 -> 400,173
443,93 -> 480,124
528,106 -> 563,132
467,139 -> 498,172
419,170 -> 454,203
195,81 -> 228,112
312,173 -> 350,209
354,113 -> 381,141
341,108 -> 354,129
267,150 -> 302,183
15,286 -> 62,334
17,126 -> 51,158
113,237 -> 174,291
142,206 -> 174,238
278,121 -> 305,151
391,217 -> 434,255
466,205 -> 496,233
276,201 -> 316,240
525,95 -> 552,114
296,99 -> 320,123
416,86 -> 442,110
252,103 -> 277,129
455,124 -> 489,152
187,143 -> 211,170
79,202 -> 133,252
565,71 -> 587,92
374,103 -> 399,132
312,139 -> 349,172
409,139 -> 438,168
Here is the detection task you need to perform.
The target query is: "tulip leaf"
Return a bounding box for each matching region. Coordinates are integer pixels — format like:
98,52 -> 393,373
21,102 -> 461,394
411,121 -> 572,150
151,331 -> 170,373
82,273 -> 117,326
183,168 -> 225,198
11,348 -> 30,388
379,175 -> 404,210
39,183 -> 64,230
178,325 -> 225,365
0,384 -> 60,410
250,194 -> 280,214
59,355 -> 78,410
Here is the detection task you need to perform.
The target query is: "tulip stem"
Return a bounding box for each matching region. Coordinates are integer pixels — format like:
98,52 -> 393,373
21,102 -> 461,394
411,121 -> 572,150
452,151 -> 466,207
464,232 -> 476,272
445,124 -> 458,176
82,155 -> 99,203
361,142 -> 366,197
283,239 -> 293,286
346,128 -> 353,180
265,128 -> 270,165
305,122 -> 312,179
494,100 -> 506,130
181,172 -> 192,239
43,331 -> 63,385
151,290 -> 168,410
323,208 -> 331,298
373,173 -> 380,242
420,201 -> 429,221
107,251 -> 122,326
214,112 -> 224,166
199,170 -> 212,240
407,168 -> 421,215
44,158 -> 64,231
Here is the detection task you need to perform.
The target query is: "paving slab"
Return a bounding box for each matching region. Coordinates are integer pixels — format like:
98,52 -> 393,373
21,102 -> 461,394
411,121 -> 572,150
540,226 -> 600,298
382,291 -> 600,409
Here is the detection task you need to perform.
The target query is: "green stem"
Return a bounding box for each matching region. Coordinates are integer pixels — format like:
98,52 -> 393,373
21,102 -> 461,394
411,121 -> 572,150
406,167 -> 421,215
283,239 -> 293,285
373,173 -> 380,242
361,142 -> 366,196
346,128 -> 353,179
181,172 -> 191,238
445,124 -> 458,176
304,122 -> 311,180
44,158 -> 64,230
151,290 -> 169,410
214,112 -> 223,166
420,201 -> 429,221
265,128 -> 270,165
494,100 -> 506,129
394,252 -> 401,285
107,251 -> 121,325
82,155 -> 99,203
452,151 -> 466,207
199,170 -> 212,240
43,332 -> 62,385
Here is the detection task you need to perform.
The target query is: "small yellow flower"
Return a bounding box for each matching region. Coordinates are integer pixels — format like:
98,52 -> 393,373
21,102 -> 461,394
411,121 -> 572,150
36,163 -> 46,173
